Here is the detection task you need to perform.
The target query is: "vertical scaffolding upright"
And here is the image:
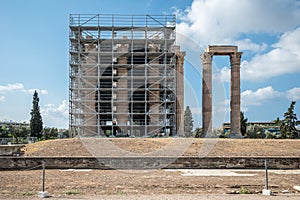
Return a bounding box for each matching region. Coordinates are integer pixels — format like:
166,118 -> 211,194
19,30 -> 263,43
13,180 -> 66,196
69,14 -> 184,137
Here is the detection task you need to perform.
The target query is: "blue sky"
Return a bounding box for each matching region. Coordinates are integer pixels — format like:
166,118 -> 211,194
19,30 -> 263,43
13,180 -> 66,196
0,0 -> 300,129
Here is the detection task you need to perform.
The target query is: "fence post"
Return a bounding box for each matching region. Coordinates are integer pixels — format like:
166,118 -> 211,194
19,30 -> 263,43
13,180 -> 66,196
38,161 -> 49,198
42,162 -> 45,192
262,159 -> 272,195
265,159 -> 268,190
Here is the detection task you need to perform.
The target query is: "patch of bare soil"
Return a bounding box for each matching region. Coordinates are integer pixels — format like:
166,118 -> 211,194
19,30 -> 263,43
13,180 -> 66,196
22,138 -> 300,157
1,169 -> 300,199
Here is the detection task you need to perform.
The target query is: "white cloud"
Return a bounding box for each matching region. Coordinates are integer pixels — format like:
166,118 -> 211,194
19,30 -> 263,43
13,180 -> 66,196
176,0 -> 300,51
286,87 -> 300,101
236,39 -> 268,53
216,28 -> 300,82
0,96 -> 5,102
241,86 -> 282,106
222,86 -> 300,113
214,67 -> 230,83
0,83 -> 24,93
222,86 -> 296,117
241,28 -> 300,81
176,0 -> 300,82
41,100 -> 68,128
27,89 -> 48,95
40,90 -> 48,95
0,83 -> 48,95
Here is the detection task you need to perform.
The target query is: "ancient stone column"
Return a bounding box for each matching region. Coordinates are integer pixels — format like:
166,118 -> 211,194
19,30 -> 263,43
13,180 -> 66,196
148,55 -> 160,135
176,51 -> 186,136
116,54 -> 128,134
83,41 -> 97,136
200,52 -> 213,136
229,52 -> 242,138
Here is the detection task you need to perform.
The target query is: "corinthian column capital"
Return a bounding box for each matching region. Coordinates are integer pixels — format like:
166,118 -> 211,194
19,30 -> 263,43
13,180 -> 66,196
200,52 -> 213,64
230,52 -> 243,65
176,51 -> 186,65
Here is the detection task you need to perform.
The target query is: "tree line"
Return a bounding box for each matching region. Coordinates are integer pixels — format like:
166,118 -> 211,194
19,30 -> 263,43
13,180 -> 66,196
184,101 -> 300,139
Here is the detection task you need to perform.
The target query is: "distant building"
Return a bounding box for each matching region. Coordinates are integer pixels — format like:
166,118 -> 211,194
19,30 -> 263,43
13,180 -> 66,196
223,122 -> 280,135
0,121 -> 30,128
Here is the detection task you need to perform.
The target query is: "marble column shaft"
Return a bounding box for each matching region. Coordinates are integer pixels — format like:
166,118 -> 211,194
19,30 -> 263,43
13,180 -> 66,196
230,52 -> 242,136
200,52 -> 213,136
176,52 -> 185,136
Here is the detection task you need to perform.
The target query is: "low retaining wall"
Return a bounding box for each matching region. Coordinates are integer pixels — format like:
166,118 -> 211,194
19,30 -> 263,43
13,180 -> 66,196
0,156 -> 299,170
0,145 -> 25,156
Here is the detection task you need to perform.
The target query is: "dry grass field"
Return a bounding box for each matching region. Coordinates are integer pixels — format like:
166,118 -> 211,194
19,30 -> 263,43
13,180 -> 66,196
22,138 -> 300,157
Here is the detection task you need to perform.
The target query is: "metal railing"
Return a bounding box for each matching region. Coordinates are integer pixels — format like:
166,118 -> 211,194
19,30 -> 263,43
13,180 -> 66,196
70,14 -> 176,28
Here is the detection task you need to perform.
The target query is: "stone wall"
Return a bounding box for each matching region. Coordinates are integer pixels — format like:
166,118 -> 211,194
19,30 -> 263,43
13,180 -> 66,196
0,156 -> 299,170
0,145 -> 25,156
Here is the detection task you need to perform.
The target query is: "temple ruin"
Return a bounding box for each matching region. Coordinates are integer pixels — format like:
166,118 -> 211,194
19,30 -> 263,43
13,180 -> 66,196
201,45 -> 242,138
69,14 -> 185,137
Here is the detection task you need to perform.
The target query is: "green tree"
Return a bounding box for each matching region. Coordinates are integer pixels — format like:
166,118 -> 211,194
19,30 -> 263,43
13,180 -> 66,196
273,117 -> 282,125
43,127 -> 58,140
9,125 -> 30,144
59,129 -> 70,138
30,90 -> 43,139
184,106 -> 193,137
280,101 -> 300,139
194,128 -> 204,138
0,125 -> 10,138
245,124 -> 264,138
240,111 -> 248,136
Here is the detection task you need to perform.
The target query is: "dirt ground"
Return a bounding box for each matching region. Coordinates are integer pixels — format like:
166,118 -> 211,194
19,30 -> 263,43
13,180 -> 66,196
1,169 -> 300,199
1,138 -> 299,199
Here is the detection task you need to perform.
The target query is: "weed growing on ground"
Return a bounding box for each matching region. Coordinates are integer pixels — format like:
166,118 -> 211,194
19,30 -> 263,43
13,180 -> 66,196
22,191 -> 35,196
116,191 -> 125,195
65,190 -> 80,195
239,187 -> 251,194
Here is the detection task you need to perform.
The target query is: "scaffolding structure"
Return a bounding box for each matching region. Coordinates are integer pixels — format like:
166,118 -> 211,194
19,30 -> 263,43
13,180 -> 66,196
69,14 -> 184,137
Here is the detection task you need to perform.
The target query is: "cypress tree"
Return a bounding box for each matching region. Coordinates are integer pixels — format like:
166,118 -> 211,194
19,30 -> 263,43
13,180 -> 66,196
184,106 -> 194,137
240,111 -> 248,136
281,101 -> 300,138
30,90 -> 43,138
